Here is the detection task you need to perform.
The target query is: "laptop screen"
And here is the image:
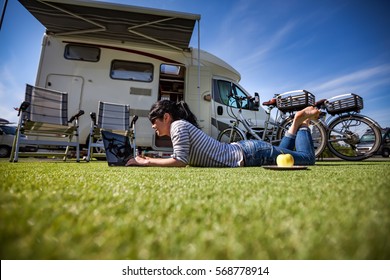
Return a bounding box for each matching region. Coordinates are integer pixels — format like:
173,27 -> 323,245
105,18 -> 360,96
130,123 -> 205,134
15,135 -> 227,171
101,130 -> 133,166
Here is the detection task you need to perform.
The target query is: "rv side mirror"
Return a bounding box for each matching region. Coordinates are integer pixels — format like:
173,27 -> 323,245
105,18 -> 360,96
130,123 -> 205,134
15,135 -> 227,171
254,92 -> 260,106
249,92 -> 260,110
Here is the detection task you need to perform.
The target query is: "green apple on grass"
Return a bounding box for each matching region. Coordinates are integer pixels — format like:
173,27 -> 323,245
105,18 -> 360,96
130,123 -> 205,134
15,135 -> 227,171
276,152 -> 294,167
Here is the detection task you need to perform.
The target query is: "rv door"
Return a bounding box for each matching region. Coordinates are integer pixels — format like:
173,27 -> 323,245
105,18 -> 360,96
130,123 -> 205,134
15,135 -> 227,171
46,74 -> 84,116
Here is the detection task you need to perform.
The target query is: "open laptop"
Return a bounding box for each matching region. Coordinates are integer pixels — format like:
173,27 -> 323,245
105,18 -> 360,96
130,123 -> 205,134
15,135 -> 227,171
101,130 -> 133,166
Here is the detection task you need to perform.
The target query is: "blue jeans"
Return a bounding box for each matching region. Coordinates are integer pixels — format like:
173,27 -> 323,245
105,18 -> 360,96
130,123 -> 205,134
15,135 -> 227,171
236,127 -> 316,166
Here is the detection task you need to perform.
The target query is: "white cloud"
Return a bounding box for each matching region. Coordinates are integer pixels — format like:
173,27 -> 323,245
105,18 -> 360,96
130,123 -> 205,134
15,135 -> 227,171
236,20 -> 298,66
303,64 -> 390,128
312,65 -> 390,95
0,63 -> 25,123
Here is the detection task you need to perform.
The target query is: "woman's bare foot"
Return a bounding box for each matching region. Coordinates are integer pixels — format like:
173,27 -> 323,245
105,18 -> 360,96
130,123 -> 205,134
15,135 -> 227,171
288,106 -> 320,135
295,106 -> 320,122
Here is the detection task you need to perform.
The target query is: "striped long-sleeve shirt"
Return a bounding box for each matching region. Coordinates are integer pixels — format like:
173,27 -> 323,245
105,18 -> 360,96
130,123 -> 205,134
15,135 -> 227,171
170,120 -> 243,167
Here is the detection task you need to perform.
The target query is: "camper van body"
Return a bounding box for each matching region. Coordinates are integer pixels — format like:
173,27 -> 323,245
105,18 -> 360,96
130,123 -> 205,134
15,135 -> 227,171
19,0 -> 268,152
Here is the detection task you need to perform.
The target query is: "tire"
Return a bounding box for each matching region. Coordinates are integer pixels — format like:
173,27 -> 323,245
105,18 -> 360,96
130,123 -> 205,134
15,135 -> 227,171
327,115 -> 382,161
276,118 -> 327,158
0,145 -> 11,158
217,128 -> 245,143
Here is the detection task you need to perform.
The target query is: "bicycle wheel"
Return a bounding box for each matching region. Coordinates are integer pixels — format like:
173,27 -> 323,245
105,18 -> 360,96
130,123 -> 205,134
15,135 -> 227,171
327,114 -> 382,161
217,127 -> 245,143
276,118 -> 327,158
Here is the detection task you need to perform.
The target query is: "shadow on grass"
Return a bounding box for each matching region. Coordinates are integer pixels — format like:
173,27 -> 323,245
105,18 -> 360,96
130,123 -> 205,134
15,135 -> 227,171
316,162 -> 388,167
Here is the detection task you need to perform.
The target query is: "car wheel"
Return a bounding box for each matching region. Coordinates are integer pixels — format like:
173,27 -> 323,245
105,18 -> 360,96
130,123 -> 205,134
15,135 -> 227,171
382,148 -> 390,158
0,145 -> 11,158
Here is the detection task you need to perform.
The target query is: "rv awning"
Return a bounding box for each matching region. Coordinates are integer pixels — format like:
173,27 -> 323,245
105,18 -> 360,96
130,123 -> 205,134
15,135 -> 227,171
18,0 -> 201,51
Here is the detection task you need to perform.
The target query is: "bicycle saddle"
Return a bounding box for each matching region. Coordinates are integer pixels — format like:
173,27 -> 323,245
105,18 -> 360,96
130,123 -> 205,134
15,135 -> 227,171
315,99 -> 327,108
262,98 -> 277,106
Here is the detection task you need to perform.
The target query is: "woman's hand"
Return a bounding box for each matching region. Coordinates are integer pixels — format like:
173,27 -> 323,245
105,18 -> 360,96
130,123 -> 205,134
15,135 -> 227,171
125,155 -> 186,167
126,156 -> 150,166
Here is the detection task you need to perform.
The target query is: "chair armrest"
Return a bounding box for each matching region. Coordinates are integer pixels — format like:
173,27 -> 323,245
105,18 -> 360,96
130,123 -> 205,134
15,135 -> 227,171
90,112 -> 97,126
69,110 -> 85,123
17,101 -> 30,116
130,115 -> 139,128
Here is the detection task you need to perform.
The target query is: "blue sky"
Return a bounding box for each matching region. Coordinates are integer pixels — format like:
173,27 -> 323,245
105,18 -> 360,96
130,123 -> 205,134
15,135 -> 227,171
1,0 -> 389,128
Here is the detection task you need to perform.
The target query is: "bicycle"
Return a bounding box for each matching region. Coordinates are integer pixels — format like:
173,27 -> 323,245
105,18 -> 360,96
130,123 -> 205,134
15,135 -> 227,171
217,90 -> 327,158
279,93 -> 383,161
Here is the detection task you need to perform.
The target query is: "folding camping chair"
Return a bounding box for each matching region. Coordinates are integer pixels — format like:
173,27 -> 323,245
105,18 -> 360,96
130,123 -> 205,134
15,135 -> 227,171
10,84 -> 84,162
86,101 -> 137,161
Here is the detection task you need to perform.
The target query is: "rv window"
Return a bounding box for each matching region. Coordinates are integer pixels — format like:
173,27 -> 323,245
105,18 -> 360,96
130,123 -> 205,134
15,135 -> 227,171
160,64 -> 181,76
216,80 -> 232,106
216,80 -> 249,109
64,44 -> 100,62
111,60 -> 153,82
232,85 -> 250,109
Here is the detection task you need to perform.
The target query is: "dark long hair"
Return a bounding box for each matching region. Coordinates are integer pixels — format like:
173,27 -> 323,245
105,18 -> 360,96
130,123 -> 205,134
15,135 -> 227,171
148,100 -> 199,128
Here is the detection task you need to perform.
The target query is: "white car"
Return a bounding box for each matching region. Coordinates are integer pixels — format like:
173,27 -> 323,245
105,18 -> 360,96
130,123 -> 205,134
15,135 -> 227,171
0,121 -> 38,158
356,128 -> 390,158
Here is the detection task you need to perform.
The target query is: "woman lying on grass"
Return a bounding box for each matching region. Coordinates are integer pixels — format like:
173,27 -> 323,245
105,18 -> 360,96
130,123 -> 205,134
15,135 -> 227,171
126,100 -> 320,167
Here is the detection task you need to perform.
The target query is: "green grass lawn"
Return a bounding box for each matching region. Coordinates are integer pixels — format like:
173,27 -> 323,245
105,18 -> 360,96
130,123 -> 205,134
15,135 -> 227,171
0,159 -> 389,260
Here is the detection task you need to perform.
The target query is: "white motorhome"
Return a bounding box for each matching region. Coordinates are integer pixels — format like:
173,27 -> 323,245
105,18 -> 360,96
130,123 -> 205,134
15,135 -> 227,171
18,0 -> 268,152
